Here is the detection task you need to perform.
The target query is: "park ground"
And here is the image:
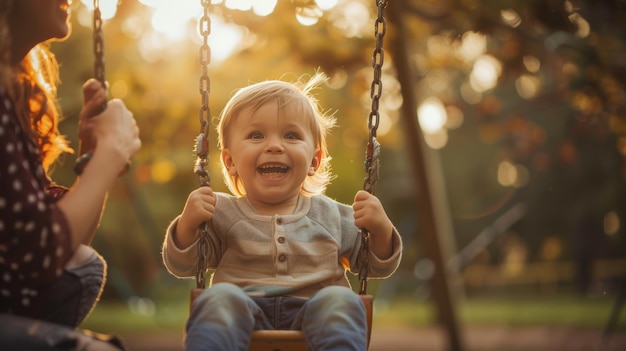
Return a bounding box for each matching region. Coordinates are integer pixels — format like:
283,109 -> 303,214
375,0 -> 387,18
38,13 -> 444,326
83,291 -> 626,351
118,324 -> 626,351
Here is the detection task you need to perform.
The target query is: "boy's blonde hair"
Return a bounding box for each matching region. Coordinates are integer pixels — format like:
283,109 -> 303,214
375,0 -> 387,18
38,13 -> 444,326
217,73 -> 336,196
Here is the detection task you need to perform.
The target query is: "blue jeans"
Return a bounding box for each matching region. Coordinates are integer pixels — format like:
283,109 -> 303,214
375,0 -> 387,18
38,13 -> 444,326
186,283 -> 367,351
0,249 -> 124,350
36,249 -> 107,327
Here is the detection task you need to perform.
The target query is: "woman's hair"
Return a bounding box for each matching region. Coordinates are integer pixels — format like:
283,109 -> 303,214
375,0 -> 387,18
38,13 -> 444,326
217,72 -> 336,196
0,0 -> 71,172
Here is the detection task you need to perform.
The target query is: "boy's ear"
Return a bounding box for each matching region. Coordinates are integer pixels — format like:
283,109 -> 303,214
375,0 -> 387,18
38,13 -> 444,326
222,149 -> 238,176
308,149 -> 322,176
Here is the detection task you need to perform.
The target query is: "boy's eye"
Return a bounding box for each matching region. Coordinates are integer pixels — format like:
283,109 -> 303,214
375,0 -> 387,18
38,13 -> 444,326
249,131 -> 264,139
285,132 -> 300,140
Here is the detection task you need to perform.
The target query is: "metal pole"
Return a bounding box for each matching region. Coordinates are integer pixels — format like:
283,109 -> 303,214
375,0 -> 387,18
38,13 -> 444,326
387,2 -> 464,351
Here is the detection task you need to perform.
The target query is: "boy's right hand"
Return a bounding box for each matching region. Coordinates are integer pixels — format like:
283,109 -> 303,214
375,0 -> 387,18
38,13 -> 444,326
176,187 -> 216,247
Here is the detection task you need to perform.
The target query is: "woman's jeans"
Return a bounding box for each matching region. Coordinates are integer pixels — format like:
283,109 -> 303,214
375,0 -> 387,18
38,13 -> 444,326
34,248 -> 106,327
0,248 -> 123,350
185,283 -> 368,351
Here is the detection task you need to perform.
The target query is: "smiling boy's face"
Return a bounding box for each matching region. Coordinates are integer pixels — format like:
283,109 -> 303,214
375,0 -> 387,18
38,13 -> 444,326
221,100 -> 321,211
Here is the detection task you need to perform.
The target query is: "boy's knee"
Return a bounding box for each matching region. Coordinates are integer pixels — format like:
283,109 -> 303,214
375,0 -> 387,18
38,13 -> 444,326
189,283 -> 256,330
309,286 -> 363,311
313,286 -> 358,301
195,283 -> 247,308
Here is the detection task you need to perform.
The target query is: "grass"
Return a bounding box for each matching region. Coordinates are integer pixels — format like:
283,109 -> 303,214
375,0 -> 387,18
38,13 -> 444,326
81,291 -> 625,335
82,301 -> 188,334
375,293 -> 625,330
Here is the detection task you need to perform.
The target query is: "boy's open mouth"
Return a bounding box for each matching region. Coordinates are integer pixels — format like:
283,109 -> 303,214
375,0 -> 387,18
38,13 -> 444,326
258,163 -> 289,176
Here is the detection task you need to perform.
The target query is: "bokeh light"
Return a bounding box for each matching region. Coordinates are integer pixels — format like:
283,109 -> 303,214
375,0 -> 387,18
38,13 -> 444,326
458,32 -> 487,61
523,56 -> 541,73
500,9 -> 522,28
497,160 -> 530,187
515,74 -> 541,100
470,55 -> 502,92
316,0 -> 339,11
328,0 -> 370,38
418,97 -> 447,134
604,211 -> 620,236
252,0 -> 278,16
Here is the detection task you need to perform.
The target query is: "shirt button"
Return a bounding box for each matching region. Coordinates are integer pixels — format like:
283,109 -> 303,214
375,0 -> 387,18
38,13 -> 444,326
278,254 -> 286,262
278,237 -> 285,244
276,218 -> 283,225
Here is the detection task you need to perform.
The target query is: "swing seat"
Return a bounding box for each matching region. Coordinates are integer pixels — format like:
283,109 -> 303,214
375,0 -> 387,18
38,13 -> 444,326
190,288 -> 373,351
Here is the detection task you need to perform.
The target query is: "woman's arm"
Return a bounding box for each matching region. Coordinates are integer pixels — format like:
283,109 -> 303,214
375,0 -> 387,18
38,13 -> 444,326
57,98 -> 141,250
55,79 -> 140,250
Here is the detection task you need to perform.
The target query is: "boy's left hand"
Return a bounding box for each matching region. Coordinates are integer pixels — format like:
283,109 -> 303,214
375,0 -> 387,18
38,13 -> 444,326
352,190 -> 393,241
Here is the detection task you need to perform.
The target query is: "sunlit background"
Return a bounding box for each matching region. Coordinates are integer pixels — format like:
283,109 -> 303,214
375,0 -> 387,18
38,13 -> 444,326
47,0 -> 626,348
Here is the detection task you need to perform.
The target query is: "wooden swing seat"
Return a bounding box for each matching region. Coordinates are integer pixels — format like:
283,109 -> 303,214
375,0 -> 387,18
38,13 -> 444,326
190,288 -> 373,351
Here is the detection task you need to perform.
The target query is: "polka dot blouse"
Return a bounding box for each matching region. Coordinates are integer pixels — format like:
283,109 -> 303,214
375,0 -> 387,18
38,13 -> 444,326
0,91 -> 72,315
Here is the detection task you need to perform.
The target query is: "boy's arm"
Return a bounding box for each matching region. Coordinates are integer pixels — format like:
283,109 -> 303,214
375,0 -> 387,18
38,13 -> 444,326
369,226 -> 394,260
162,216 -> 200,278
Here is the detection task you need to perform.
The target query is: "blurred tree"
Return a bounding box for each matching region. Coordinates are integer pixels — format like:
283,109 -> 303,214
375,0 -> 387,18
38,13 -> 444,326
395,0 -> 626,293
47,0 -> 626,298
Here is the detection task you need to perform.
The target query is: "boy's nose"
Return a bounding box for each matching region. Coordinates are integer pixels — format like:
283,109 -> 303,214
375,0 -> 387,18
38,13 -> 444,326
265,136 -> 284,153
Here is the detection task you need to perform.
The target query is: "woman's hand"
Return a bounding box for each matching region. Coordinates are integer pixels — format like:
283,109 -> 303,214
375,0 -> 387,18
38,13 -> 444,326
91,99 -> 141,170
77,79 -> 140,175
77,79 -> 107,156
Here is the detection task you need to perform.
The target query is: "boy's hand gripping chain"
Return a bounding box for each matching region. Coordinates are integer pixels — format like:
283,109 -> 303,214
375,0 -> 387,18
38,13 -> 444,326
195,0 -> 212,290
358,0 -> 388,296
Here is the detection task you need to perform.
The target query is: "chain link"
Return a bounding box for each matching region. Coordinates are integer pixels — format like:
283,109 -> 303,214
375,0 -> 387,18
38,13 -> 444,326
93,0 -> 106,89
74,0 -> 107,175
358,0 -> 387,296
195,0 -> 212,290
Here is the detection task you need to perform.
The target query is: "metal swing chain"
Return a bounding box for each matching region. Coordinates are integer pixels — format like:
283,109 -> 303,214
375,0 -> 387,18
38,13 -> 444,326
75,0 -> 130,175
93,0 -> 106,89
358,0 -> 388,296
195,0 -> 212,290
74,0 -> 107,175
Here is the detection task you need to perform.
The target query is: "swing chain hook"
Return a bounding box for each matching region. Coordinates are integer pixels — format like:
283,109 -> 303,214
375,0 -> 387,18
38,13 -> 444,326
358,0 -> 387,296
195,0 -> 212,290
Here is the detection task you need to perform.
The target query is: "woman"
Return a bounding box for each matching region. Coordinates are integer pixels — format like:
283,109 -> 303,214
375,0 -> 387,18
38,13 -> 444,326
0,0 -> 141,349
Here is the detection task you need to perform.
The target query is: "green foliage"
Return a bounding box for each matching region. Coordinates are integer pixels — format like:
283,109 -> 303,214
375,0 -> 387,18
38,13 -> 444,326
376,293 -> 624,329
